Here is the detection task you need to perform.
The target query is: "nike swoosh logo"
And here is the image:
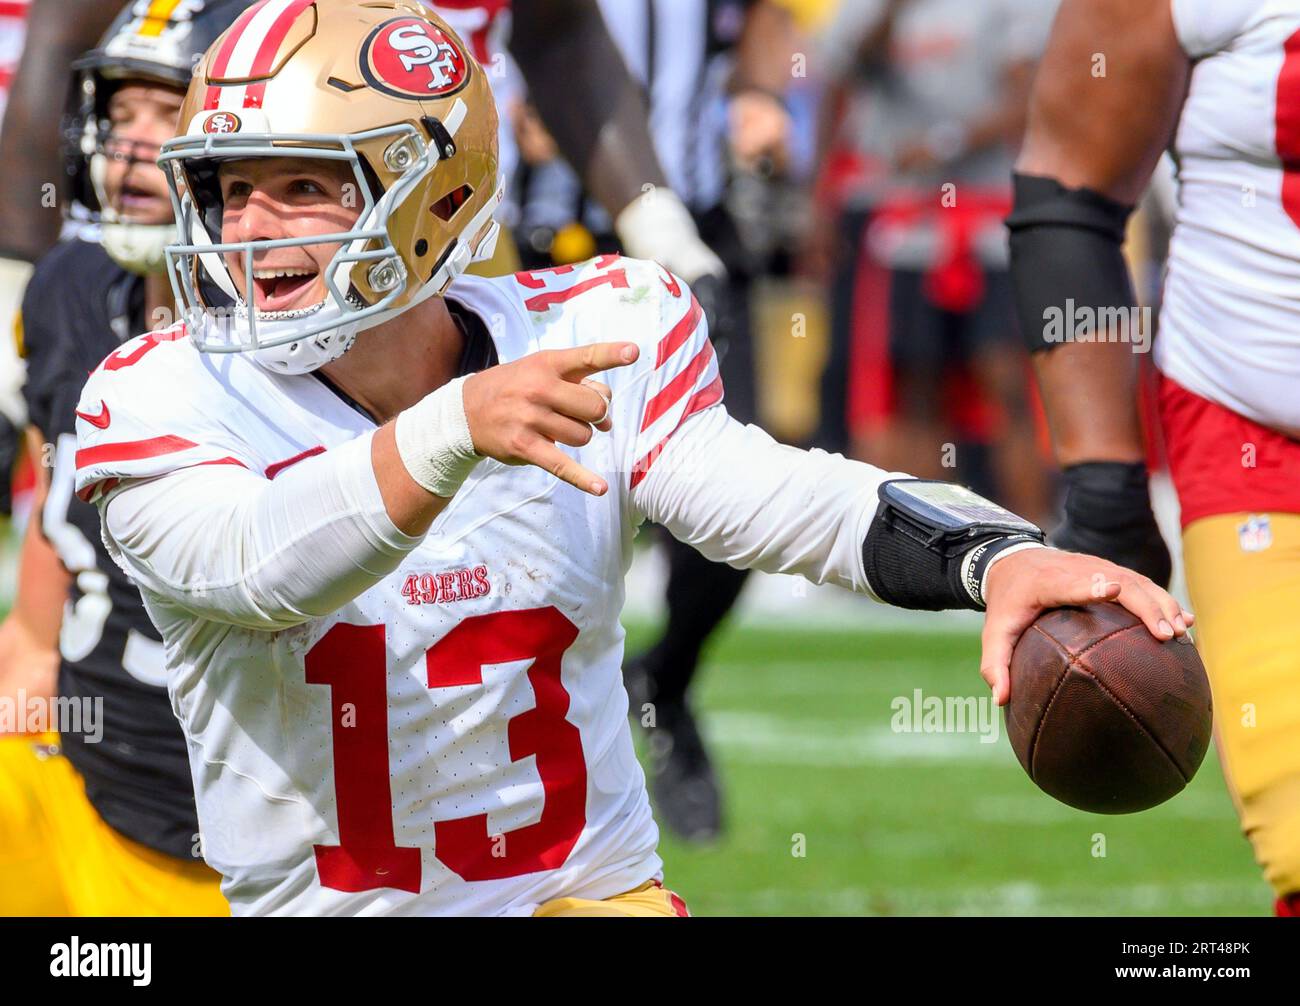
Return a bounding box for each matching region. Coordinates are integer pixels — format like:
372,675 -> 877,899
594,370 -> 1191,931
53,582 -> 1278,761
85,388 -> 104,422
75,402 -> 111,429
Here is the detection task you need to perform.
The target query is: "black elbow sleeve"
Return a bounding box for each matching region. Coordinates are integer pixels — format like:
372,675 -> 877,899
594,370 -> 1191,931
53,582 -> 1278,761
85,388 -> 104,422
1006,173 -> 1137,353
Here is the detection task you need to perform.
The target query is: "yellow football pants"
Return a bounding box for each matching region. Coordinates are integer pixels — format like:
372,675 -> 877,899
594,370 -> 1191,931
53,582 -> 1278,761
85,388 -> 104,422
0,734 -> 228,916
534,880 -> 690,917
1183,513 -> 1300,898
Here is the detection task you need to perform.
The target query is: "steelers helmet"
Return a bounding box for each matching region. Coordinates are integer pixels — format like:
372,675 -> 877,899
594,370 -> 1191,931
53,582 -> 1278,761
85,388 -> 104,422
160,0 -> 502,375
66,0 -> 252,274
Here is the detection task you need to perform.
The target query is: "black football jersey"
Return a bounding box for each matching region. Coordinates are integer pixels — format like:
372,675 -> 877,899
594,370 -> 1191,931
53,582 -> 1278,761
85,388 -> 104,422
21,238 -> 199,861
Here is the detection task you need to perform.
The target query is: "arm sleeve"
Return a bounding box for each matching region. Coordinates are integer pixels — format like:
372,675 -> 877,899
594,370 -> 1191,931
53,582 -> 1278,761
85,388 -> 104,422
98,430 -> 423,632
632,404 -> 905,597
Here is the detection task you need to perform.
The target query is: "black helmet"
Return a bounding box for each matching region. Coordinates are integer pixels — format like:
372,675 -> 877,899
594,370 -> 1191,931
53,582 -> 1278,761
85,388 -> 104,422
63,0 -> 252,272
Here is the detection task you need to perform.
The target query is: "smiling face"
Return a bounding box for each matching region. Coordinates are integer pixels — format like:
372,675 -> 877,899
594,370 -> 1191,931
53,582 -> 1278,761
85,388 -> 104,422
217,157 -> 362,314
101,83 -> 185,225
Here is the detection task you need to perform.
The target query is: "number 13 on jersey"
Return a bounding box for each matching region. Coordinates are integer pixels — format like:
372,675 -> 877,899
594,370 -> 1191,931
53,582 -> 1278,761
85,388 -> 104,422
306,606 -> 586,892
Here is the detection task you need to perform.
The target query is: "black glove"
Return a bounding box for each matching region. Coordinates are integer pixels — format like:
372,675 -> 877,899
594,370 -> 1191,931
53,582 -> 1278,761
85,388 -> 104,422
1050,461 -> 1172,587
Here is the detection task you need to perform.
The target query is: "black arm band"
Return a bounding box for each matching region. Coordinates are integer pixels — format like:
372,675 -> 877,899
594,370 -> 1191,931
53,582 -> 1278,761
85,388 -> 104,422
1006,173 -> 1137,354
861,480 -> 1046,611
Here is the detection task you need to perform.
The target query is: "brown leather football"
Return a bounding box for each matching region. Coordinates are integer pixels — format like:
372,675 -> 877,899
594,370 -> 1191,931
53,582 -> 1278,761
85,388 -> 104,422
1004,602 -> 1213,814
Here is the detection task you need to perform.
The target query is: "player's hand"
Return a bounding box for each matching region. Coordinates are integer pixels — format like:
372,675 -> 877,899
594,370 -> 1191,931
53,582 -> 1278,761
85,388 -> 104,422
461,341 -> 637,497
728,89 -> 790,174
978,547 -> 1193,707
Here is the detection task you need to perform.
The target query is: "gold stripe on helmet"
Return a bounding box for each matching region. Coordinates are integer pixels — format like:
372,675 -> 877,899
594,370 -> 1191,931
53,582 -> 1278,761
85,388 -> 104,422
138,0 -> 188,38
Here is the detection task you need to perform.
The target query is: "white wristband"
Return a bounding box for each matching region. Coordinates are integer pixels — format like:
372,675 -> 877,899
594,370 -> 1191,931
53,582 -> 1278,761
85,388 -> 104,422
394,375 -> 482,499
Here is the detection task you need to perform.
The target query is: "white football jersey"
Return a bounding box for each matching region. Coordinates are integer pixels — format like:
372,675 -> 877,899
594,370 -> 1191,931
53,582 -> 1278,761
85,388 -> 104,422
1159,0 -> 1300,432
73,256 -> 722,915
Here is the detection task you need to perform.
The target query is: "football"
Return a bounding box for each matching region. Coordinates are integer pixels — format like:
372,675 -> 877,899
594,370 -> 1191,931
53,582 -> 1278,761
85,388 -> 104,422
1004,602 -> 1213,814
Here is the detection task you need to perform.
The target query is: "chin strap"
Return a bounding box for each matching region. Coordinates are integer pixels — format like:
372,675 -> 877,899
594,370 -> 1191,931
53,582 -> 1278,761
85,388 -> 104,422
101,222 -> 176,277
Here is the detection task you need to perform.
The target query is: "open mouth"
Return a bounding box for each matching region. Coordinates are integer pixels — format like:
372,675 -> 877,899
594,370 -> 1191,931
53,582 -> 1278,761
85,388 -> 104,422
251,266 -> 320,313
118,181 -> 168,215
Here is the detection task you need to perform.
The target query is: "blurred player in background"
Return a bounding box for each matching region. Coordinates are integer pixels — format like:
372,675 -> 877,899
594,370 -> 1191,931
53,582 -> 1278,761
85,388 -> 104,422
429,0 -> 727,286
0,1 -> 120,524
1008,0 -> 1300,915
0,0 -> 252,917
809,0 -> 1056,525
508,0 -> 799,842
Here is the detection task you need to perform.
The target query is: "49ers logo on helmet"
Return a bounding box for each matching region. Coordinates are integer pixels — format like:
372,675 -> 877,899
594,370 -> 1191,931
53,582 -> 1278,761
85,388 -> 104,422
203,111 -> 241,134
359,17 -> 470,100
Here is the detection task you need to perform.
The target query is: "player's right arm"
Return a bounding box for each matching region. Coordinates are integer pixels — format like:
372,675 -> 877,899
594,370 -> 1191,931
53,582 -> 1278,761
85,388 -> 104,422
79,336 -> 631,632
1008,0 -> 1191,586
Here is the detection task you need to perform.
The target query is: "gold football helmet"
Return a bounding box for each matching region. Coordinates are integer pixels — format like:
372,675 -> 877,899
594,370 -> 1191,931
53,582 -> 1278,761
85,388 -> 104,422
160,0 -> 501,374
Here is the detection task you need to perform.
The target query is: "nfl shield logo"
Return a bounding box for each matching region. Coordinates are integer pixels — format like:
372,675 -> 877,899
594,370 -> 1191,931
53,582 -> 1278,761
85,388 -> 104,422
1238,514 -> 1273,552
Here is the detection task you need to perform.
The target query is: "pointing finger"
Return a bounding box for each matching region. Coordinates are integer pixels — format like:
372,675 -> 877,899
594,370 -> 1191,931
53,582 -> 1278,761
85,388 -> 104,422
551,341 -> 639,381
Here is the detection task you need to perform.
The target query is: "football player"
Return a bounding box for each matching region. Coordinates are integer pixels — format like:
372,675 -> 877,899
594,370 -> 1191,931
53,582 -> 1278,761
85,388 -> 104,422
1008,0 -> 1300,914
0,0 -> 250,917
0,0 -> 120,523
74,0 -> 1190,916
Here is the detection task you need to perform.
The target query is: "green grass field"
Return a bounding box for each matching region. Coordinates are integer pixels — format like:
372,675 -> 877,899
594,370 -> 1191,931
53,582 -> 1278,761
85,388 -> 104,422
624,619 -> 1268,917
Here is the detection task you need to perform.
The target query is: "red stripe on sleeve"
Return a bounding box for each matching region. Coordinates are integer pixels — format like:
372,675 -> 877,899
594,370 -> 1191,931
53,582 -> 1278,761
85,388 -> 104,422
76,477 -> 119,504
629,374 -> 724,490
640,340 -> 715,433
265,445 -> 325,479
195,456 -> 250,471
75,434 -> 199,471
655,296 -> 703,369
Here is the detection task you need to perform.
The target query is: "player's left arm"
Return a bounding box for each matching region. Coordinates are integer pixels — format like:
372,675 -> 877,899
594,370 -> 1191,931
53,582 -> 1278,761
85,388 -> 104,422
1007,0 -> 1191,586
630,273 -> 1192,701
